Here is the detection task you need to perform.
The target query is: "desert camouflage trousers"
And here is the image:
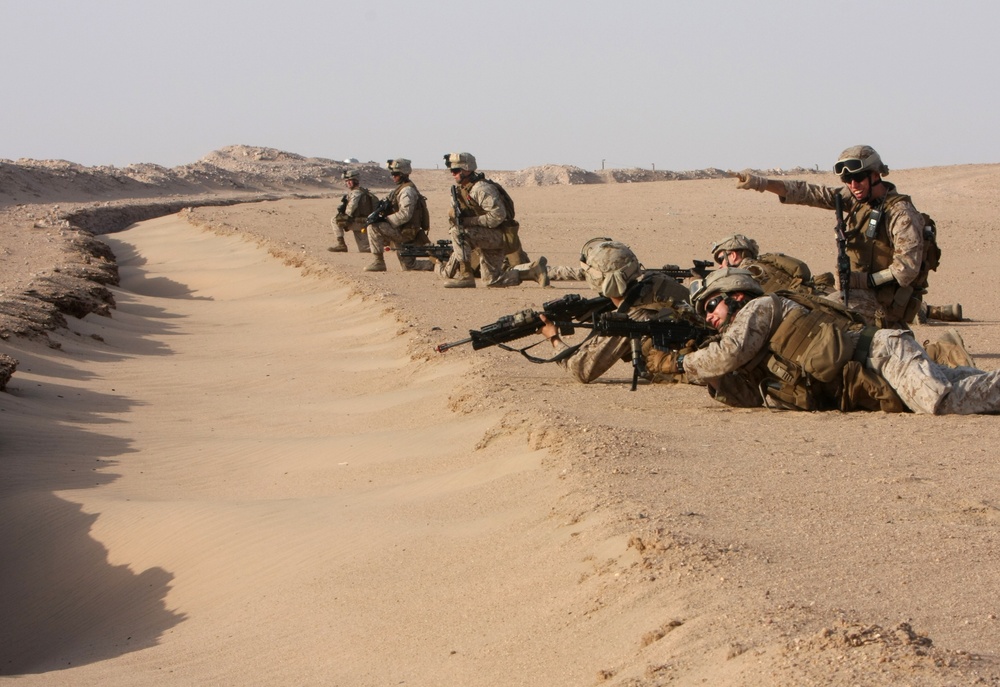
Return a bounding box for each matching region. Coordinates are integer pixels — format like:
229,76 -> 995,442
868,330 -> 1000,415
445,225 -> 522,286
331,218 -> 371,252
548,265 -> 586,281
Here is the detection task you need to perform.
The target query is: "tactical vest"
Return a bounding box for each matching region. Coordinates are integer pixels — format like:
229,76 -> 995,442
741,292 -> 904,412
388,181 -> 430,238
459,174 -> 517,224
459,174 -> 521,253
842,186 -> 939,324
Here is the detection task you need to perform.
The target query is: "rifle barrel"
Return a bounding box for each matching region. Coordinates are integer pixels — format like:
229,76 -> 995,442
436,337 -> 473,353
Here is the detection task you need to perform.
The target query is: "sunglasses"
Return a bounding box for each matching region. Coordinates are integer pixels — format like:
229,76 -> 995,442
840,170 -> 869,184
703,294 -> 726,315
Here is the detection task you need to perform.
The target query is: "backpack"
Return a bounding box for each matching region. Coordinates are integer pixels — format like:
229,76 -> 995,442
358,189 -> 379,218
415,194 -> 431,232
920,212 -> 941,274
483,178 -> 516,220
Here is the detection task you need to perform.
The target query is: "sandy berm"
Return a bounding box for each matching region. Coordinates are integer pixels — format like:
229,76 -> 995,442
2,150 -> 999,685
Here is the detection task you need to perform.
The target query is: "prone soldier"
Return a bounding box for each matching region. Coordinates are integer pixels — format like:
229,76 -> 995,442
646,268 -> 1000,415
538,238 -> 696,384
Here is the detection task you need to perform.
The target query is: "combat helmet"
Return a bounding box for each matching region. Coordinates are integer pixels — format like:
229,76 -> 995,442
690,267 -> 763,316
386,158 -> 412,175
579,237 -> 641,298
710,234 -> 760,262
834,145 -> 889,178
444,152 -> 477,172
342,169 -> 360,180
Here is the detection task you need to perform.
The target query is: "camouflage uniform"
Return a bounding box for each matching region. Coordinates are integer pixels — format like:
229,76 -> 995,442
684,295 -> 1000,415
548,265 -> 587,281
332,187 -> 372,252
553,274 -> 690,383
778,179 -> 925,328
443,174 -> 537,286
368,181 -> 422,253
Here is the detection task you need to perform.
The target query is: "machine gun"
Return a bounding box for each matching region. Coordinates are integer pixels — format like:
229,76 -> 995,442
365,196 -> 393,227
435,293 -> 612,353
399,239 -> 453,261
646,259 -> 714,281
572,311 -> 714,390
834,193 -> 851,308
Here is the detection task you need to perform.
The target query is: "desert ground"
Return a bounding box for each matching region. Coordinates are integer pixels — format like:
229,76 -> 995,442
2,149 -> 1000,685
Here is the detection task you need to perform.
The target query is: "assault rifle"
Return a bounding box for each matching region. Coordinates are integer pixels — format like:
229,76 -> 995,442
336,194 -> 348,216
435,293 -> 612,353
449,184 -> 470,252
365,196 -> 392,227
399,239 -> 453,261
572,311 -> 714,390
834,193 -> 850,307
647,259 -> 714,281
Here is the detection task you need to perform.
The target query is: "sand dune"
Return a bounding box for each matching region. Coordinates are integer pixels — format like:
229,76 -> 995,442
1,215 -> 640,685
4,164 -> 1000,685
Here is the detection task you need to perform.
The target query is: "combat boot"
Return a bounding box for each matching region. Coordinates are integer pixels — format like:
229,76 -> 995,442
443,268 -> 476,288
521,256 -> 550,287
328,237 -> 348,252
398,256 -> 435,272
364,255 -> 387,272
926,328 -> 975,368
928,303 -> 963,322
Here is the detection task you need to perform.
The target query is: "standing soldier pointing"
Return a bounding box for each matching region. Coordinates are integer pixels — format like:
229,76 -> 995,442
734,145 -> 938,330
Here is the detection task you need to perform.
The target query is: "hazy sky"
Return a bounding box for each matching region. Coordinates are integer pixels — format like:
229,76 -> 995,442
2,0 -> 998,172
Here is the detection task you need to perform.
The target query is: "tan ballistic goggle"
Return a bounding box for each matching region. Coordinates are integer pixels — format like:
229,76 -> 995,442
834,158 -> 866,176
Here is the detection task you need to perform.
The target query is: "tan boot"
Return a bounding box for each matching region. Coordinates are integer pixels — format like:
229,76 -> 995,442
398,256 -> 435,272
521,256 -> 550,287
925,328 -> 975,368
364,255 -> 387,272
443,268 -> 476,288
328,237 -> 348,252
927,303 -> 963,322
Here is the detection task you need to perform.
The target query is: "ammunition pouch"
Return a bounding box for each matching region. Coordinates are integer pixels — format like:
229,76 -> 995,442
500,220 -> 522,256
840,360 -> 907,413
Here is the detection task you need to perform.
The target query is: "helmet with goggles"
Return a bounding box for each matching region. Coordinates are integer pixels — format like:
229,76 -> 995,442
444,152 -> 477,172
386,158 -> 412,175
834,145 -> 888,180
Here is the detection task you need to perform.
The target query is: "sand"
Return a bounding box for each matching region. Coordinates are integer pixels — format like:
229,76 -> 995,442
2,161 -> 1000,685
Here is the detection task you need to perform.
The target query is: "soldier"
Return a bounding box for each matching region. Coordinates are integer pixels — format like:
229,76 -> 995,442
439,152 -> 548,288
734,145 -> 941,329
645,268 -> 1000,415
538,238 -> 693,383
710,232 -> 972,367
365,158 -> 434,272
329,170 -> 374,253
710,233 -> 834,295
